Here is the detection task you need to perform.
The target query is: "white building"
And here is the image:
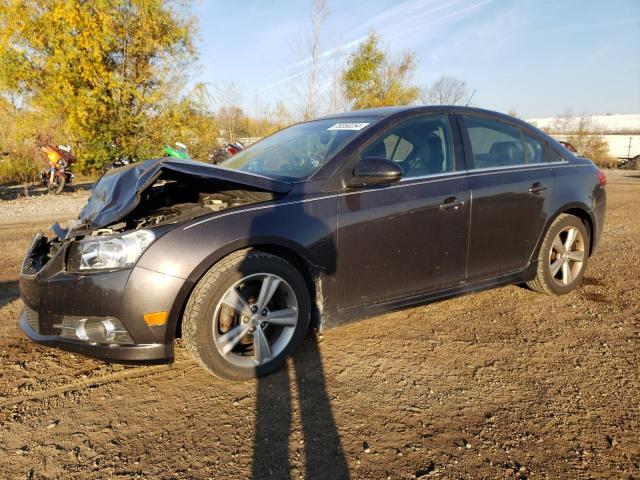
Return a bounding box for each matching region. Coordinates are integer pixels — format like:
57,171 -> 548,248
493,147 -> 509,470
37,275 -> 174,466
526,114 -> 640,159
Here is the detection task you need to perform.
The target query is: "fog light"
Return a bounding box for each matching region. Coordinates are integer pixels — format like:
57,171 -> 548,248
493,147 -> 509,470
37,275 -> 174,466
76,318 -> 116,342
56,316 -> 134,345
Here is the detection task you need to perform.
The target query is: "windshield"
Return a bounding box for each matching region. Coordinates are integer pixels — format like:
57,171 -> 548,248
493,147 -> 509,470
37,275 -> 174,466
220,117 -> 378,179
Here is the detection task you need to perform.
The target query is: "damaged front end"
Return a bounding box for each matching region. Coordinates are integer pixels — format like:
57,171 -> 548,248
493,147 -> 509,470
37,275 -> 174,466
61,157 -> 291,238
18,158 -> 292,360
37,158 -> 291,281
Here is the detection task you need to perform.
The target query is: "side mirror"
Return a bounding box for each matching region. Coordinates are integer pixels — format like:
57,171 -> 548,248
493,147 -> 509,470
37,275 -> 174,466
349,157 -> 403,187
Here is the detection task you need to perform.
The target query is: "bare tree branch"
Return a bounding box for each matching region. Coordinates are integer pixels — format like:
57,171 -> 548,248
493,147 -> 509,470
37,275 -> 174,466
421,75 -> 469,105
290,0 -> 329,120
214,81 -> 243,142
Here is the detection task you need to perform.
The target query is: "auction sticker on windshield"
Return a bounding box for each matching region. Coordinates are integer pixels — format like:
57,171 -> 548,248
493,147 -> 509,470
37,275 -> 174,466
327,122 -> 370,131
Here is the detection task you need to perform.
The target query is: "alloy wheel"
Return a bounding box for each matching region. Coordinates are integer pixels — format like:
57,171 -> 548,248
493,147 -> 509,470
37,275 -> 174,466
548,226 -> 585,286
212,273 -> 298,368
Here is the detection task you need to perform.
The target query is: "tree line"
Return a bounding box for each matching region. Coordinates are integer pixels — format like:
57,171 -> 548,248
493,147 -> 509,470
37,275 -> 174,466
0,0 -> 612,183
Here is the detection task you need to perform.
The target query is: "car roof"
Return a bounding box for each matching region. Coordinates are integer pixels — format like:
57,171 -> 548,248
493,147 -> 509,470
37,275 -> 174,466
318,105 -> 518,121
318,105 -> 546,136
317,106 -> 410,119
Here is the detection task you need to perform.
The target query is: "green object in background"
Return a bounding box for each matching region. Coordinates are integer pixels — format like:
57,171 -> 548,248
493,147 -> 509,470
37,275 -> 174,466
163,142 -> 190,159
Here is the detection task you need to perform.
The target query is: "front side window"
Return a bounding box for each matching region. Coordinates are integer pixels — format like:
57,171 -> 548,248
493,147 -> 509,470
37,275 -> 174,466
361,115 -> 454,178
464,116 -> 525,168
221,117 -> 379,179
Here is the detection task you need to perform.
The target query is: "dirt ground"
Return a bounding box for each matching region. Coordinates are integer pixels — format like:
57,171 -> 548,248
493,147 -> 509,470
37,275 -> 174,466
0,170 -> 638,479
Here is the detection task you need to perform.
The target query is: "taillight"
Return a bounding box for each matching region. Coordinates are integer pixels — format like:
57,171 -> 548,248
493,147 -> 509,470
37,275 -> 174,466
597,169 -> 606,187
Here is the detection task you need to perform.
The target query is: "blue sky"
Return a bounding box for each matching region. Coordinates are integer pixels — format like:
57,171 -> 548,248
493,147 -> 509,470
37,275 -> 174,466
193,0 -> 640,118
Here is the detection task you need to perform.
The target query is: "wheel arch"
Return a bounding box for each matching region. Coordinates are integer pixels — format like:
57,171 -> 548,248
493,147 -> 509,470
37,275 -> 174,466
169,238 -> 321,345
562,207 -> 595,255
533,202 -> 596,262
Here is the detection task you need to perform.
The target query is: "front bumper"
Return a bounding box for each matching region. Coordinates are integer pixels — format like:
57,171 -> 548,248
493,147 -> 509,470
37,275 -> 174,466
18,233 -> 186,362
19,309 -> 171,361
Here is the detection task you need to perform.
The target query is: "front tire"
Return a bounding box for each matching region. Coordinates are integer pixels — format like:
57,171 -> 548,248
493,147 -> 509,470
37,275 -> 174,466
182,250 -> 311,381
527,213 -> 590,295
48,176 -> 65,195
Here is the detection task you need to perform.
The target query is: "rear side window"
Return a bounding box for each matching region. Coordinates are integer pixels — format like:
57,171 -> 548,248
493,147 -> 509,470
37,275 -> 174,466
523,132 -> 545,164
463,116 -> 525,168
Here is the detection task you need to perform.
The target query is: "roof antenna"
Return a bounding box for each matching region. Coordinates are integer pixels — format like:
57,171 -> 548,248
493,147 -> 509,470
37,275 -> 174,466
465,89 -> 476,107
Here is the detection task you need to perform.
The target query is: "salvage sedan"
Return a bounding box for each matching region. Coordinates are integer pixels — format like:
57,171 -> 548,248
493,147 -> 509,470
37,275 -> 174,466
19,106 -> 606,380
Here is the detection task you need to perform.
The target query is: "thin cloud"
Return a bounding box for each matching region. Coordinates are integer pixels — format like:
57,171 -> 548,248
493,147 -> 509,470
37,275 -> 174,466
256,0 -> 496,95
270,0 -> 468,77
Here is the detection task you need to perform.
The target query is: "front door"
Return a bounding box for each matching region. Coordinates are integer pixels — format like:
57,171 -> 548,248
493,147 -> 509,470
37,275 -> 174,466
336,114 -> 470,311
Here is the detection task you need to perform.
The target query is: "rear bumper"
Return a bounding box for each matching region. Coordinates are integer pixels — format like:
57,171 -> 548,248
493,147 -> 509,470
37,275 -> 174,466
592,190 -> 606,254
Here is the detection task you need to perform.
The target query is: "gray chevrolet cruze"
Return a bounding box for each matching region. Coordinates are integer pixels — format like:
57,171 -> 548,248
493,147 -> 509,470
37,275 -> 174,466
19,106 -> 606,380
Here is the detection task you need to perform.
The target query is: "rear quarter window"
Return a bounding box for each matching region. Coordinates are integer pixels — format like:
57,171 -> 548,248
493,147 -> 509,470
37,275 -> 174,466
546,146 -> 566,163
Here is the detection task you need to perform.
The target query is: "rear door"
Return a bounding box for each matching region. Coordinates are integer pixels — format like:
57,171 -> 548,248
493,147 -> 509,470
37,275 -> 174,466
336,114 -> 470,311
459,114 -> 554,279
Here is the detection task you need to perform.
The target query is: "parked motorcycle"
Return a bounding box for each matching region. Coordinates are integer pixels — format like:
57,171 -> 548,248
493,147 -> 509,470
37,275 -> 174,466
163,141 -> 190,159
40,145 -> 75,195
208,141 -> 244,164
104,155 -> 133,171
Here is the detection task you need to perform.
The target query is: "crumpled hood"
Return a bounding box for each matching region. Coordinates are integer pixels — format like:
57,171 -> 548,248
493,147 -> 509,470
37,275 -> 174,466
78,158 -> 292,229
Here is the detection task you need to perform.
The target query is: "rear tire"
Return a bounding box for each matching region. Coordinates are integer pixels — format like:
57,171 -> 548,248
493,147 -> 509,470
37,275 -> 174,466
527,214 -> 590,295
182,250 -> 311,381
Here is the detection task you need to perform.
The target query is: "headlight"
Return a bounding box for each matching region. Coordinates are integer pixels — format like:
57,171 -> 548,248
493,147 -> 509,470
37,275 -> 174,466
72,230 -> 155,270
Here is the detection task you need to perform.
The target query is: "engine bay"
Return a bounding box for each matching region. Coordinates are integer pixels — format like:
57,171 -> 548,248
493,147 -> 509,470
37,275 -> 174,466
55,178 -> 276,242
113,178 -> 275,233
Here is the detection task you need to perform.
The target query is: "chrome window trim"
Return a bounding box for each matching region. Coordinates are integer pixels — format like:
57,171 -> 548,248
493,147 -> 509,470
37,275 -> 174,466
397,170 -> 466,183
343,171 -> 466,195
552,163 -> 593,169
466,160 -> 567,176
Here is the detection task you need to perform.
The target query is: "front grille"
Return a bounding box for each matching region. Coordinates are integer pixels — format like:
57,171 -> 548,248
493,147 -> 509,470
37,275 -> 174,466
24,306 -> 40,333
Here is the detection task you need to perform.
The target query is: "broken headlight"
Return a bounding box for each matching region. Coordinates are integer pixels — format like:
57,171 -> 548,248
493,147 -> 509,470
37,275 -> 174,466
69,230 -> 155,271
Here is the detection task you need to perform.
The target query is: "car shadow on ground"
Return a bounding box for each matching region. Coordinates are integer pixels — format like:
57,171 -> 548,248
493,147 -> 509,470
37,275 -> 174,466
252,335 -> 350,480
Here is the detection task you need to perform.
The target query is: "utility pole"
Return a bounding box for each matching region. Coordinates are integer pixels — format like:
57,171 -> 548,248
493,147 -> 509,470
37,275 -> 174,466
627,137 -> 632,159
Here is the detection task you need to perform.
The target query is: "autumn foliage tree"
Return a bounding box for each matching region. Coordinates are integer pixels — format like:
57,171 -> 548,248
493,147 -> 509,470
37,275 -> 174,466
0,0 -> 200,173
341,32 -> 420,110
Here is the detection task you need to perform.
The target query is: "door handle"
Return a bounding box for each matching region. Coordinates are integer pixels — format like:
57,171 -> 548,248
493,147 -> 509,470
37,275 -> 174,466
439,196 -> 464,211
528,182 -> 547,194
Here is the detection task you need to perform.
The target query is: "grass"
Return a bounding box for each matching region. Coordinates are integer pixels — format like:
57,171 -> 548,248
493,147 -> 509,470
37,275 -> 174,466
0,156 -> 41,185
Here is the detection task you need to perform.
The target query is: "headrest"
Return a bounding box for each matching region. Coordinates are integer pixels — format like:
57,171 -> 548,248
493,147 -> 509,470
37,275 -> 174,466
489,141 -> 523,165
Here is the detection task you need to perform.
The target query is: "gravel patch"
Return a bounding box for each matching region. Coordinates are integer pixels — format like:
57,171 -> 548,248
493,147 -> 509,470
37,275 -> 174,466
0,191 -> 90,225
